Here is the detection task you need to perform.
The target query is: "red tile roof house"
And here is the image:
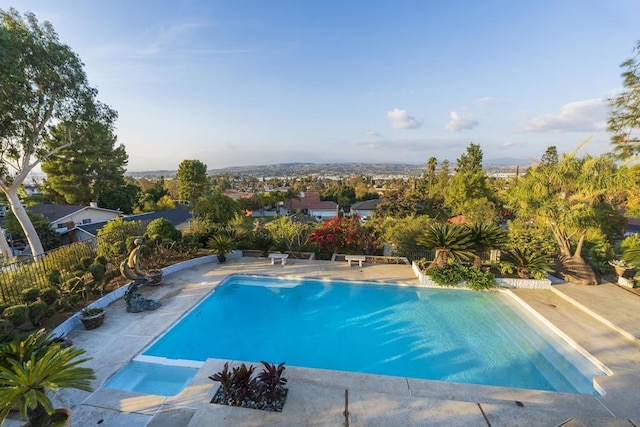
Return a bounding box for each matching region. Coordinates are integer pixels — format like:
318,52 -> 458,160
287,192 -> 339,220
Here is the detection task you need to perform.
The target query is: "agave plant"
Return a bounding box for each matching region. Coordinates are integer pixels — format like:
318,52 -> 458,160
417,223 -> 474,268
252,233 -> 276,257
0,332 -> 95,427
207,234 -> 238,262
501,247 -> 553,279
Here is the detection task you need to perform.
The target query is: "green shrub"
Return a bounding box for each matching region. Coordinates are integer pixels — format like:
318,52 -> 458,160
2,305 -> 29,327
20,287 -> 40,304
80,256 -> 93,270
0,319 -> 12,336
111,241 -> 127,256
0,304 -> 9,316
146,218 -> 181,241
88,263 -> 106,282
46,270 -> 62,286
425,263 -> 496,291
39,288 -> 59,305
27,301 -> 49,325
426,263 -> 466,286
463,267 -> 496,291
94,255 -> 108,266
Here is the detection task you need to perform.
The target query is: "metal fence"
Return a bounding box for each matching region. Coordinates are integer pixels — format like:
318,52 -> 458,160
0,219 -> 150,305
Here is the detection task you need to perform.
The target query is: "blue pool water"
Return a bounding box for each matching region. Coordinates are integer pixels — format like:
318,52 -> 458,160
107,275 -> 606,396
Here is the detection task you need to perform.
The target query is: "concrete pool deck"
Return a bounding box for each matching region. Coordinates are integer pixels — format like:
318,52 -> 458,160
5,257 -> 640,426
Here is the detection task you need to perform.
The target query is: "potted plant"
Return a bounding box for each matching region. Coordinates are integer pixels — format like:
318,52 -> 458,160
207,234 -> 237,263
147,269 -> 163,285
608,259 -> 636,277
80,307 -> 105,330
0,330 -> 95,427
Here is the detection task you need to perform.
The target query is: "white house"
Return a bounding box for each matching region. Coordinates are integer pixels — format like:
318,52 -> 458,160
29,203 -> 121,234
350,199 -> 381,220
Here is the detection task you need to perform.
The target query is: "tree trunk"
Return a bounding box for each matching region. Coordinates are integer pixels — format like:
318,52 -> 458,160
430,249 -> 448,268
6,190 -> 45,257
26,403 -> 49,427
0,228 -> 15,263
551,228 -> 598,285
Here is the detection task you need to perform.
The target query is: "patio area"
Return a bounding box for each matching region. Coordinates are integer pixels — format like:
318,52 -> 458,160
5,256 -> 640,426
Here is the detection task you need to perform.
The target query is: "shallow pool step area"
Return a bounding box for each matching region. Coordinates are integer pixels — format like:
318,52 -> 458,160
105,357 -> 202,397
497,292 -> 610,395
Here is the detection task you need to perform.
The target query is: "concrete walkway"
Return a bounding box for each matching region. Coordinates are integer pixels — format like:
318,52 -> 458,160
4,257 -> 640,426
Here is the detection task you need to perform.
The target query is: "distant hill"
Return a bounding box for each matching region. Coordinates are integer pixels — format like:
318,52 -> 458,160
126,159 -> 530,178
485,157 -> 533,166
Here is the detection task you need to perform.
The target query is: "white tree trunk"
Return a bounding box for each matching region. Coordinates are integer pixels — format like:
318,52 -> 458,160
0,228 -> 15,264
6,190 -> 45,257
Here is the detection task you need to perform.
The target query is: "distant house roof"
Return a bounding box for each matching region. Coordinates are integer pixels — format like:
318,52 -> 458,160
625,217 -> 640,235
224,190 -> 254,200
74,207 -> 193,238
29,203 -> 120,223
351,199 -> 381,211
448,214 -> 468,225
124,207 -> 192,229
288,192 -> 338,211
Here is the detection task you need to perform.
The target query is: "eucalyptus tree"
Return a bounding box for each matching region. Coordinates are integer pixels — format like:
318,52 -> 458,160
608,41 -> 640,160
0,9 -> 113,257
505,147 -> 628,285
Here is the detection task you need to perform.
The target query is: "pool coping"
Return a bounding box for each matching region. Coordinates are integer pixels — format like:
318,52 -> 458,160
17,256 -> 640,426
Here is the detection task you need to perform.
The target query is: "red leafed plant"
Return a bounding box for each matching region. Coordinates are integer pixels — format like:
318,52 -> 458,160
310,217 -> 374,259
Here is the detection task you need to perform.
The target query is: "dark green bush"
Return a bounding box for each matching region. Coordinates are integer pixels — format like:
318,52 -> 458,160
3,305 -> 29,327
146,218 -> 181,241
27,301 -> 49,325
20,287 -> 41,304
94,255 -> 108,266
80,256 -> 93,269
0,319 -> 12,336
46,269 -> 62,286
39,288 -> 59,305
88,263 -> 106,282
426,263 -> 496,291
0,304 -> 9,316
463,267 -> 496,291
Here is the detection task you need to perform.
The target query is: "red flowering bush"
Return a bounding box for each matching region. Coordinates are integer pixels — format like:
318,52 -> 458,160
310,217 -> 374,259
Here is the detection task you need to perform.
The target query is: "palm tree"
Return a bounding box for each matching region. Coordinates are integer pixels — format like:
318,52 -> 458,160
0,333 -> 95,427
505,145 -> 629,285
207,234 -> 237,262
501,247 -> 553,279
466,222 -> 508,268
417,223 -> 474,268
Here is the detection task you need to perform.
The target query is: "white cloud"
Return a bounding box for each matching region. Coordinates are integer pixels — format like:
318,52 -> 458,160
445,112 -> 479,131
386,108 -> 423,129
518,98 -> 607,133
365,130 -> 381,137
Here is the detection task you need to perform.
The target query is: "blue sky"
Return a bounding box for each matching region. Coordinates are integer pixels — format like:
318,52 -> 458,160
4,0 -> 640,171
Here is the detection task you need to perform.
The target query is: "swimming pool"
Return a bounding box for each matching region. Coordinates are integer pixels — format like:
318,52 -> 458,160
106,275 -> 607,396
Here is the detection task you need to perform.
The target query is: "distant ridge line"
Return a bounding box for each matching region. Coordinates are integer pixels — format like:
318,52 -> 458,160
125,159 -> 531,177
